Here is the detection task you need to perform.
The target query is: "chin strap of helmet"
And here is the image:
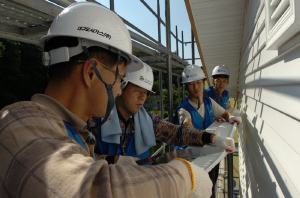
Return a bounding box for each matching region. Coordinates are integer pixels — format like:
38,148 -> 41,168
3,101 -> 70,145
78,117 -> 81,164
197,97 -> 200,110
118,96 -> 134,116
82,46 -> 120,129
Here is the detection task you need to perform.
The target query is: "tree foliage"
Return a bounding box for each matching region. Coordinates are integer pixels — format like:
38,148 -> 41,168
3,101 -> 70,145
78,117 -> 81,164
144,70 -> 189,118
0,39 -> 48,109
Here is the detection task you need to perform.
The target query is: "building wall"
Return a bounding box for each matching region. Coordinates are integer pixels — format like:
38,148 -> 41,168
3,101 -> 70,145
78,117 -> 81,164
238,0 -> 300,197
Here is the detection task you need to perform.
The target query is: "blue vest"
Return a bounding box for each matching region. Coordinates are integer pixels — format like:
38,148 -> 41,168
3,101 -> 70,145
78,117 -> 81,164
63,121 -> 97,160
93,117 -> 150,160
64,121 -> 87,150
204,86 -> 228,109
176,96 -> 214,130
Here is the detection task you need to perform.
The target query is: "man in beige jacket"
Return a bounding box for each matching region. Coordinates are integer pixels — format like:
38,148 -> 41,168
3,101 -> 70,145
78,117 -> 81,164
0,2 -> 212,198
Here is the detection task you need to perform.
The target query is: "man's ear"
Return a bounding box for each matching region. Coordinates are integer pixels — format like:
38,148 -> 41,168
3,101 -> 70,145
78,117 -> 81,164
212,78 -> 214,86
83,58 -> 98,88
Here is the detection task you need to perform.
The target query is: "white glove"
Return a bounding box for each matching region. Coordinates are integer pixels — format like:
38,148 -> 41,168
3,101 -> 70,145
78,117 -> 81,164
190,163 -> 213,198
228,116 -> 242,125
116,156 -> 139,166
212,135 -> 235,153
173,159 -> 212,198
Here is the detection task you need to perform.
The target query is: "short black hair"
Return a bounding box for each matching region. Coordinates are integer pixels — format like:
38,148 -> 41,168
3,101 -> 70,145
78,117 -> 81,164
212,75 -> 229,79
44,36 -> 127,81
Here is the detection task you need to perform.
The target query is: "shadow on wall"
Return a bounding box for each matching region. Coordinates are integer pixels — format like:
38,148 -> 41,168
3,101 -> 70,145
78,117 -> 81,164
239,106 -> 292,198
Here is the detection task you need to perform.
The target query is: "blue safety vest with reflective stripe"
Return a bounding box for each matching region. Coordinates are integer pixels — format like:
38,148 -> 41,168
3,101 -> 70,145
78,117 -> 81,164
92,117 -> 150,161
63,121 -> 97,160
176,96 -> 214,130
204,86 -> 228,109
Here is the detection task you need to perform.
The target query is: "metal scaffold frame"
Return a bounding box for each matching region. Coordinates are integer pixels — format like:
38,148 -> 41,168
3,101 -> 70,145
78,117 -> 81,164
0,0 -> 200,120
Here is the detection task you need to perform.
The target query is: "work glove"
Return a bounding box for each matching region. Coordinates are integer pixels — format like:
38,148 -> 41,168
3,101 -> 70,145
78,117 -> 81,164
212,135 -> 235,153
174,159 -> 212,198
190,163 -> 213,198
228,116 -> 242,125
215,117 -> 226,122
117,156 -> 140,166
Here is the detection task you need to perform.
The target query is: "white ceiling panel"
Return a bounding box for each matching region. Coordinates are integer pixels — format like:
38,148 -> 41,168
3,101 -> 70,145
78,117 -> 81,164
186,0 -> 244,97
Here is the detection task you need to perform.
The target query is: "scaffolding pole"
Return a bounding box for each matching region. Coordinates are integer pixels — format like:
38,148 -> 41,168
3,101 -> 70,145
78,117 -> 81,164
157,0 -> 161,44
159,70 -> 164,119
165,0 -> 173,123
177,76 -> 181,104
227,153 -> 234,197
182,31 -> 184,59
191,28 -> 195,64
110,0 -> 114,11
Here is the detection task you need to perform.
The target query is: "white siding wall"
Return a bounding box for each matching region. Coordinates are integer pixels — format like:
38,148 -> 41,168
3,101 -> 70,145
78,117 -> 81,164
238,0 -> 300,197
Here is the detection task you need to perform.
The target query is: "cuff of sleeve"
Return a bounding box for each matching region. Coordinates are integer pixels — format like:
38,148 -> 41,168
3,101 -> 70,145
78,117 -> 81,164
202,132 -> 214,144
210,134 -> 217,143
105,155 -> 115,164
174,158 -> 195,191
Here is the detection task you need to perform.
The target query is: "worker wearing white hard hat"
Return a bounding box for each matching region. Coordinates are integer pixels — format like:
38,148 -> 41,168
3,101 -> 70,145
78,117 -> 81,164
176,65 -> 242,197
177,65 -> 238,129
176,64 -> 241,136
204,65 -> 232,109
0,2 -> 218,198
89,62 -> 236,165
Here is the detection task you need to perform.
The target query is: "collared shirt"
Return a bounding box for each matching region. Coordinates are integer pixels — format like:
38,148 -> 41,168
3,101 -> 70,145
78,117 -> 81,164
92,111 -> 213,158
32,94 -> 94,157
178,97 -> 225,125
0,94 -> 194,197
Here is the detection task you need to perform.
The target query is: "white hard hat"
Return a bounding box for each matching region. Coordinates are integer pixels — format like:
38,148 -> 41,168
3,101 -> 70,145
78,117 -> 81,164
212,65 -> 230,77
182,65 -> 206,84
39,2 -> 142,70
125,61 -> 155,93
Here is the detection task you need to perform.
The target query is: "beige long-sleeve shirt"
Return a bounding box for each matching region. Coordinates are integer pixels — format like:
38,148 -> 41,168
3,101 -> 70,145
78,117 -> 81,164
0,94 -> 193,198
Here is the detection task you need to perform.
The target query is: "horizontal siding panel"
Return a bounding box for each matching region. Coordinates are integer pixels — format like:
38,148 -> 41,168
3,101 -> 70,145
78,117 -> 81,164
259,46 -> 300,80
239,103 -> 285,197
260,103 -> 300,154
242,0 -> 264,47
259,84 -> 300,120
260,121 -> 300,197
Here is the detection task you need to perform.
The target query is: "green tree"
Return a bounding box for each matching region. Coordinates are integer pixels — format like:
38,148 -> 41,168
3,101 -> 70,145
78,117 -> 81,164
0,39 -> 48,109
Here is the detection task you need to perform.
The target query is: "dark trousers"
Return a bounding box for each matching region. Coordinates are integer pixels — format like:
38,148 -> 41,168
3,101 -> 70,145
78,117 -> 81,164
208,163 -> 220,198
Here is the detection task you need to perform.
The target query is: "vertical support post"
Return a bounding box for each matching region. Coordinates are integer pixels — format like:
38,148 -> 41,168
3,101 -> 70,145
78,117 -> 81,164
157,0 -> 161,44
182,31 -> 184,59
165,0 -> 173,123
176,26 -> 178,56
110,0 -> 114,11
183,84 -> 185,99
159,70 -> 164,119
191,28 -> 195,64
227,153 -> 234,198
177,76 -> 181,104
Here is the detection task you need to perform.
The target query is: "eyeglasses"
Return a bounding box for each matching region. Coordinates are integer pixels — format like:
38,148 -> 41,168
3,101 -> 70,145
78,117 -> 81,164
78,60 -> 129,89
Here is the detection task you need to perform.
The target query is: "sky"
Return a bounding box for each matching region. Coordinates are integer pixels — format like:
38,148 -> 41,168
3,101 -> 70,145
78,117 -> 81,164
75,0 -> 202,66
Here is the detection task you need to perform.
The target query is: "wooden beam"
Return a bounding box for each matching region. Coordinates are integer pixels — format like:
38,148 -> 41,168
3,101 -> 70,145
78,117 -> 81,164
184,0 -> 210,86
